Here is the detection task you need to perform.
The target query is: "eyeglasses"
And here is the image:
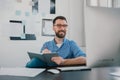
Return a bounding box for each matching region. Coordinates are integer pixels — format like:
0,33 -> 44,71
54,24 -> 68,28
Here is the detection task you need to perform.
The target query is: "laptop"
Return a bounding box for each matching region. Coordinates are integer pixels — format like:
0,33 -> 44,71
57,44 -> 120,71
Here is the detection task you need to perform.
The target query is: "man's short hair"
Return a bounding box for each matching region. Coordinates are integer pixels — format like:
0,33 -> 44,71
53,16 -> 67,24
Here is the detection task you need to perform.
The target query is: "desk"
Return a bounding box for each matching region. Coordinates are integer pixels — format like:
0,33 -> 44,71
0,67 -> 120,80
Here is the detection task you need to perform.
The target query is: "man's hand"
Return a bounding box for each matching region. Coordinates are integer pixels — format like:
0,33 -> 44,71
42,48 -> 51,54
51,56 -> 65,65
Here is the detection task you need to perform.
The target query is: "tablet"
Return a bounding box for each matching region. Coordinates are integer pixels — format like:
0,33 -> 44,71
27,52 -> 59,64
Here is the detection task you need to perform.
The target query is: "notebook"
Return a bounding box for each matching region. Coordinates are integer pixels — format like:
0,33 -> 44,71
27,52 -> 59,64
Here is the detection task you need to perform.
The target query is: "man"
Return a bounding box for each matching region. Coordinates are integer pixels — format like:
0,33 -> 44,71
26,16 -> 86,68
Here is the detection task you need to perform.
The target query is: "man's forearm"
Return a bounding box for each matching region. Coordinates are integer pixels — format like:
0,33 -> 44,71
61,57 -> 86,66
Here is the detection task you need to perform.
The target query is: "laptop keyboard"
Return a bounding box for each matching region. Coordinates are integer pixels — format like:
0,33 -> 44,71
57,66 -> 91,71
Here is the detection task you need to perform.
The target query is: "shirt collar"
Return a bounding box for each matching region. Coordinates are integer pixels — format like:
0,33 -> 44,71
52,38 -> 66,45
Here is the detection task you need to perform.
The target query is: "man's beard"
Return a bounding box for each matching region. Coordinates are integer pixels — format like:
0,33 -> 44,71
55,30 -> 66,38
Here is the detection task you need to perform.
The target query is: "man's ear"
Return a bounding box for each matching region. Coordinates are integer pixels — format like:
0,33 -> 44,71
53,26 -> 55,31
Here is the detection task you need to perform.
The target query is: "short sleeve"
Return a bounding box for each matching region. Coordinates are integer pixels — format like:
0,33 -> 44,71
40,42 -> 47,53
70,40 -> 86,57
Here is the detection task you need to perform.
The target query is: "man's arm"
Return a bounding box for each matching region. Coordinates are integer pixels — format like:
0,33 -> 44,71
51,56 -> 86,66
62,56 -> 86,66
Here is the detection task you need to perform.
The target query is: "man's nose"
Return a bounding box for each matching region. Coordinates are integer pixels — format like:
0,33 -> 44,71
60,26 -> 65,30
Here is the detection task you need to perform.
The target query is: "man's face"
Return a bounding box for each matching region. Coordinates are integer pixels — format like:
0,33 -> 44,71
53,19 -> 68,38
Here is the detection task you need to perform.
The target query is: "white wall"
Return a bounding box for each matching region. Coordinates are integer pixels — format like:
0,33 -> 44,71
84,0 -> 120,58
0,0 -> 85,67
69,0 -> 85,47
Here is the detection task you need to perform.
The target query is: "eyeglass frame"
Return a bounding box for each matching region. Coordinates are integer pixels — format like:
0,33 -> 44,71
53,24 -> 68,28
